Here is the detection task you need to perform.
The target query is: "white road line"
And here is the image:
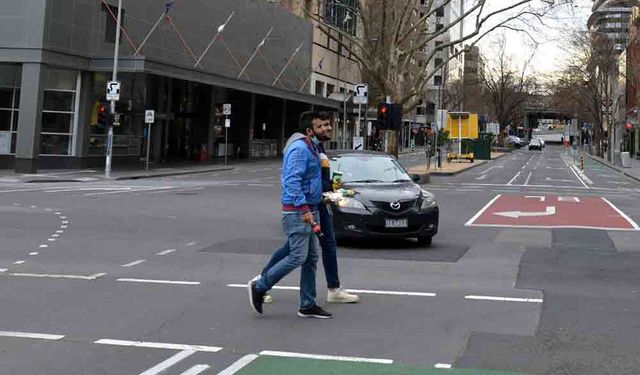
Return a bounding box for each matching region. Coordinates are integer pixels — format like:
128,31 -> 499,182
435,363 -> 453,369
10,272 -> 106,280
138,350 -> 196,375
56,230 -> 64,233
464,194 -> 502,226
602,197 -> 640,230
186,241 -> 198,246
259,350 -> 393,364
30,205 -> 36,208
59,216 -> 67,219
156,249 -> 176,256
121,259 -> 146,268
29,252 -> 39,256
524,172 -> 532,186
117,278 -> 201,286
227,284 -> 436,297
465,223 -> 640,231
47,238 -> 56,242
507,171 -> 521,185
45,208 -> 52,211
60,225 -> 68,229
560,154 -> 589,188
0,331 -> 65,341
217,354 -> 260,375
0,268 -> 7,273
465,295 -> 543,303
61,221 -> 69,224
13,260 -> 25,265
180,364 -> 210,375
0,188 -> 43,194
39,244 -> 48,248
94,339 -> 222,352
51,234 -> 60,238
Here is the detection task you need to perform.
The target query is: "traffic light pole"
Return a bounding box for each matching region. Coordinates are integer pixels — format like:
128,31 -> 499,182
106,0 -> 123,179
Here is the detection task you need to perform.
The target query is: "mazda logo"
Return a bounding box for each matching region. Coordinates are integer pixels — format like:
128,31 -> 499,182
390,201 -> 401,210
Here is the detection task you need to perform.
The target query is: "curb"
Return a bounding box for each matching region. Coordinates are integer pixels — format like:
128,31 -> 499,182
114,166 -> 234,180
429,160 -> 488,176
586,154 -> 640,183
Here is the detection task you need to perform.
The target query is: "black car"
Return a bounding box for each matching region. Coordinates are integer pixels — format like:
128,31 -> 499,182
529,138 -> 543,151
327,152 -> 439,246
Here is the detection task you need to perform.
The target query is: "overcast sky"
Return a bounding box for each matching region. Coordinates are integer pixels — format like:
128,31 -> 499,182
475,0 -> 593,76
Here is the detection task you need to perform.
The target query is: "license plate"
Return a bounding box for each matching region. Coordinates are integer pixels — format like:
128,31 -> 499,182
385,218 -> 408,228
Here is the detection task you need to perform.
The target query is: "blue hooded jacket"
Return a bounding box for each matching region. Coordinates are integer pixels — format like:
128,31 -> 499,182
281,133 -> 322,213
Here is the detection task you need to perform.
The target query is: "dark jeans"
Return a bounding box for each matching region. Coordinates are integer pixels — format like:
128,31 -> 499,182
262,203 -> 341,289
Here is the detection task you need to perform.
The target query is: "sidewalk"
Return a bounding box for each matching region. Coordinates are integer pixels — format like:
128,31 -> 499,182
0,162 -> 235,183
585,152 -> 640,183
408,152 -> 506,180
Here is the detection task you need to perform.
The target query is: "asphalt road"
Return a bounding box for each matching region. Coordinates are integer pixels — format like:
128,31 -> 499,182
0,145 -> 638,374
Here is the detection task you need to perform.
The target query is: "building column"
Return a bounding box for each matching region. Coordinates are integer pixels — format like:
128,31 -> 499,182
15,63 -> 46,173
74,71 -> 93,161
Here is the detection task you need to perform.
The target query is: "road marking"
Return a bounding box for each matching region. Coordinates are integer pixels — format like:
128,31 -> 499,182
507,172 -> 521,185
121,259 -> 146,268
61,221 -> 69,224
30,205 -> 36,208
47,238 -> 56,242
10,272 -> 106,280
55,212 -> 62,215
602,197 -> 640,230
29,252 -> 38,256
475,175 -> 487,180
39,244 -> 48,248
139,349 -> 196,375
435,363 -> 452,369
117,278 -> 201,286
559,197 -> 580,203
464,195 -> 502,226
217,354 -> 260,375
45,208 -> 52,211
59,216 -> 67,219
186,241 -> 198,246
545,177 -> 575,183
156,249 -> 176,256
60,225 -> 68,229
259,350 -> 393,364
524,172 -> 532,186
465,295 -> 543,303
94,339 -> 222,352
13,260 -> 25,265
494,206 -> 556,218
51,234 -> 60,238
0,331 -> 65,341
525,196 -> 545,202
180,364 -> 210,375
560,154 -> 590,188
479,165 -> 504,175
227,284 -> 436,297
0,268 -> 7,273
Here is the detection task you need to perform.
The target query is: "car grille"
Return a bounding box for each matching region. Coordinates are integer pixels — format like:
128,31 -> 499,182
370,199 -> 417,214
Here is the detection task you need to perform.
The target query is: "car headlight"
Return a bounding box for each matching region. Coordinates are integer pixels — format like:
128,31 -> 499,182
337,197 -> 367,211
420,191 -> 437,210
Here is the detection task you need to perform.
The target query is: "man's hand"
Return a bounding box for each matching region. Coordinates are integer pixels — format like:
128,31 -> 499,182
301,211 -> 314,224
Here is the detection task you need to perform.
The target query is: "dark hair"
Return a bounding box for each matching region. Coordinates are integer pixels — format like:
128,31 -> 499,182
298,111 -> 332,133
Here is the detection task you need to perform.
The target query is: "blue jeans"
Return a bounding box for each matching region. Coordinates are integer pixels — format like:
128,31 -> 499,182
262,203 -> 340,290
256,211 -> 319,309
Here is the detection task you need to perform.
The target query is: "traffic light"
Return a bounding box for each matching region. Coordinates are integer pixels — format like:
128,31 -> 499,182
377,103 -> 391,129
97,102 -> 108,128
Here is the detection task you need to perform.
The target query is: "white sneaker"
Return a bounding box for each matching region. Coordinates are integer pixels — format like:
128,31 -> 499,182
327,288 -> 359,303
263,294 -> 273,304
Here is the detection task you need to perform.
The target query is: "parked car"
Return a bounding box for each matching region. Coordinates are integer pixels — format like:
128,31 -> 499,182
328,151 -> 439,246
529,138 -> 543,151
507,135 -> 526,148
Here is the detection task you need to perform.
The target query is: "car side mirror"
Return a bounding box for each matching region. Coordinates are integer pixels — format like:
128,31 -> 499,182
411,174 -> 421,182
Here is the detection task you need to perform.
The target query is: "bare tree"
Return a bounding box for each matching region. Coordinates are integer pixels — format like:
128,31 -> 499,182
481,35 -> 537,132
298,0 -> 574,112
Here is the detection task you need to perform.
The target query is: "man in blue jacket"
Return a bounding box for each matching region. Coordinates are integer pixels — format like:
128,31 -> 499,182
248,112 -> 332,319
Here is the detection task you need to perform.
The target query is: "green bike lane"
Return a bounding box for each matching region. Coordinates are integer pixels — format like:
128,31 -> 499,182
232,355 -> 531,375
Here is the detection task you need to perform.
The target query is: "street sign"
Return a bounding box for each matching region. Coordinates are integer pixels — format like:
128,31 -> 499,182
225,118 -> 231,128
145,110 -> 155,124
487,123 -> 500,135
223,103 -> 232,115
465,195 -> 639,230
601,97 -> 613,107
106,81 -> 121,101
353,136 -> 364,150
353,84 -> 368,105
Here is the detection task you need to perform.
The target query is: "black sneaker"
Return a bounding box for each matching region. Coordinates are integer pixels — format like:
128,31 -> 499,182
297,304 -> 332,319
247,278 -> 265,314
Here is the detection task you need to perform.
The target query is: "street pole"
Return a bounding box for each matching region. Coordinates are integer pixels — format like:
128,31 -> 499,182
225,115 -> 229,166
145,123 -> 152,171
357,104 -> 362,137
343,95 -> 347,149
458,115 -> 462,156
106,0 -> 123,179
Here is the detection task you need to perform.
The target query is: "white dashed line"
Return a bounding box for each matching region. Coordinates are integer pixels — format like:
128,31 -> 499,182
45,208 -> 52,212
59,216 -> 67,219
186,241 -> 198,246
39,244 -> 49,248
227,284 -> 436,297
435,363 -> 452,369
217,354 -> 259,375
30,205 -> 36,208
13,260 -> 25,265
55,212 -> 62,215
180,364 -> 211,375
10,272 -> 107,280
28,252 -> 39,256
51,234 -> 60,238
0,269 -> 7,273
61,221 -> 69,224
56,230 -> 64,233
0,331 -> 65,341
259,350 -> 393,364
94,339 -> 222,352
465,295 -> 543,303
138,349 -> 196,375
121,259 -> 146,268
156,249 -> 176,256
60,226 -> 67,229
117,278 -> 201,286
47,238 -> 56,242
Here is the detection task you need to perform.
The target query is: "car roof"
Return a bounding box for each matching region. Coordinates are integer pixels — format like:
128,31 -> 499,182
327,150 -> 391,158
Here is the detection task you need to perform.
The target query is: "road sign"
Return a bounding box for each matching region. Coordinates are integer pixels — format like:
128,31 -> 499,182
353,136 -> 364,150
106,81 -> 121,101
466,194 -> 639,230
223,103 -> 232,115
601,97 -> 613,107
487,123 -> 500,135
145,110 -> 155,124
353,84 -> 368,105
225,118 -> 231,128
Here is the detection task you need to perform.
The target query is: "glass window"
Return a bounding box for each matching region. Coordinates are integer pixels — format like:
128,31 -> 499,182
43,91 -> 75,112
45,69 -> 77,91
40,134 -> 71,155
331,155 -> 411,183
41,112 -> 72,133
0,89 -> 13,108
0,110 -> 11,131
40,68 -> 78,155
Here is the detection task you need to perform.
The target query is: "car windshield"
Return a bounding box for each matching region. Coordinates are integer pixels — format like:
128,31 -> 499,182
330,155 -> 412,183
